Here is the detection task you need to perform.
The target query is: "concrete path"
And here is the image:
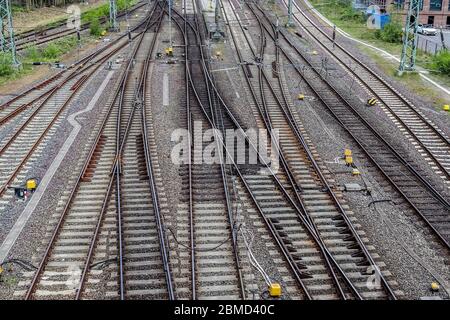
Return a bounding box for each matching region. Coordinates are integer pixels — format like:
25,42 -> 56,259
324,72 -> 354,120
0,71 -> 115,264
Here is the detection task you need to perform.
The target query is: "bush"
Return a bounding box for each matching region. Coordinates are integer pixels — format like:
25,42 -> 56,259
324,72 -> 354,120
89,19 -> 104,36
375,22 -> 403,43
340,6 -> 365,23
0,53 -> 14,77
430,50 -> 450,74
43,43 -> 61,59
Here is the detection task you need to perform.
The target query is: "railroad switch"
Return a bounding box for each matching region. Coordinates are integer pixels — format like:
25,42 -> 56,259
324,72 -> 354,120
268,283 -> 282,297
367,98 -> 378,106
298,94 -> 305,101
431,282 -> 440,292
443,105 -> 450,112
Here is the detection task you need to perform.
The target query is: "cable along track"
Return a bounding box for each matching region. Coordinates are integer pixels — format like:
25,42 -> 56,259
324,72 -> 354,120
246,2 -> 450,249
285,0 -> 450,184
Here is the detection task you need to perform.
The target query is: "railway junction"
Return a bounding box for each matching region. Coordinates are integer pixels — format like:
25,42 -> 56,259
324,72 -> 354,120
0,0 -> 449,302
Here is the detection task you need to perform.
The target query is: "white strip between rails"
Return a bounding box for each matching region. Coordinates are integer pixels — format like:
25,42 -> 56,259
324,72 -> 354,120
0,70 -> 115,264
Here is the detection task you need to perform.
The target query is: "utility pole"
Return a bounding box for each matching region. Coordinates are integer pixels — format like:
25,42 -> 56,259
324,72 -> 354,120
109,0 -> 118,32
0,0 -> 19,67
168,0 -> 172,46
286,0 -> 293,27
398,0 -> 421,74
212,0 -> 223,40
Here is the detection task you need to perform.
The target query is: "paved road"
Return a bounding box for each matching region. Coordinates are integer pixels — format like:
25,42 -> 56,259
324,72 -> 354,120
417,29 -> 450,54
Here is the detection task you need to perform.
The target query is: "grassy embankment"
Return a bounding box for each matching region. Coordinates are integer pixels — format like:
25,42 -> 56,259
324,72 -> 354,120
308,0 -> 449,107
0,0 -> 137,85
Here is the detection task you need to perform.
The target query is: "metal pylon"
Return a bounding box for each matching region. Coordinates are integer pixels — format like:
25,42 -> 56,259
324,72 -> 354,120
109,0 -> 119,32
286,0 -> 293,27
398,0 -> 421,74
0,0 -> 19,67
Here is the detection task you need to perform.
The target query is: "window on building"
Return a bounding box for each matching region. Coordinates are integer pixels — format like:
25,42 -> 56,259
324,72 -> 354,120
428,16 -> 435,25
447,16 -> 450,26
430,0 -> 442,11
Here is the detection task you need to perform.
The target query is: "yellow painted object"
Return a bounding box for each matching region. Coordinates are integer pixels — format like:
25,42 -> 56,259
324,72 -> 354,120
165,47 -> 173,56
443,105 -> 450,111
298,94 -> 305,100
345,156 -> 353,165
367,98 -> 377,106
269,283 -> 281,297
352,168 -> 361,175
101,30 -> 107,36
431,282 -> 440,292
311,50 -> 318,55
26,179 -> 37,191
344,149 -> 352,157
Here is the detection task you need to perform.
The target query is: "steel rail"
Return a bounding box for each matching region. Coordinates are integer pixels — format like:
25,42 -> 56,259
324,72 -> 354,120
173,8 -> 313,297
0,8 -> 154,120
173,4 -> 351,300
24,4 -> 161,300
181,0 -> 196,300
14,1 -> 148,51
249,2 -> 399,299
286,0 -> 450,181
222,0 -> 376,299
258,2 -> 450,249
170,1 -> 247,299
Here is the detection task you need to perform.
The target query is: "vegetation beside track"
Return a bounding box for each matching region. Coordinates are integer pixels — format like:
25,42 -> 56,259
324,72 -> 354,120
0,36 -> 85,86
308,0 -> 449,78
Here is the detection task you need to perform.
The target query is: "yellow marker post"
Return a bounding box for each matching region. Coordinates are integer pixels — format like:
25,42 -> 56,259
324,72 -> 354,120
269,283 -> 282,297
443,105 -> 449,112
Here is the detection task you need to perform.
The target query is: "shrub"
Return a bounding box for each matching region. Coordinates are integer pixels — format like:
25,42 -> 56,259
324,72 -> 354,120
430,50 -> 450,74
0,53 -> 14,77
43,43 -> 61,59
375,22 -> 403,43
89,19 -> 104,36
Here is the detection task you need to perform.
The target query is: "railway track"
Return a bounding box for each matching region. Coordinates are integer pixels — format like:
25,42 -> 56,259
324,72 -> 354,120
13,3 -> 174,300
169,0 -> 247,299
0,6 -> 153,126
283,0 -> 450,185
0,29 -> 149,214
217,0 -> 402,299
13,1 -> 148,51
250,2 -> 450,247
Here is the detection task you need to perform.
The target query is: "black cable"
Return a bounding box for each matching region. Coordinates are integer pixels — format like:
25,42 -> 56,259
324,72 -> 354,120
0,259 -> 38,271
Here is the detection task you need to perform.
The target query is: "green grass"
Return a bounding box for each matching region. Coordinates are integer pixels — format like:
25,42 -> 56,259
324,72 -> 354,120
360,46 -> 450,108
0,36 -> 84,86
1,0 -> 137,86
308,0 -> 449,79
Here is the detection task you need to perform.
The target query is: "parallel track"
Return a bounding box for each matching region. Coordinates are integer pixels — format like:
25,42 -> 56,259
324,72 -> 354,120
18,3 -> 174,300
170,0 -> 246,299
13,1 -> 148,51
219,0 -> 400,299
254,2 -> 450,247
284,0 -> 450,183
